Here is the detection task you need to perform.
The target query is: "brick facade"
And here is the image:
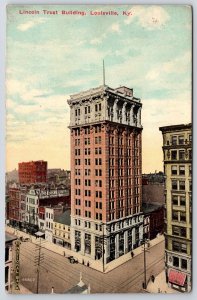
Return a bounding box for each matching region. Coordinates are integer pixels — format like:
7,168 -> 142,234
18,160 -> 47,184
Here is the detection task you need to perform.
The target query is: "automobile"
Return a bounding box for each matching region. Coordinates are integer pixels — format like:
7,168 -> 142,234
67,256 -> 78,264
19,237 -> 30,242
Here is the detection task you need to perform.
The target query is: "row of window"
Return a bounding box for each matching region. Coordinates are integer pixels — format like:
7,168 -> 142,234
172,195 -> 186,206
170,134 -> 192,146
171,165 -> 191,176
74,125 -> 102,135
75,209 -> 103,220
54,231 -> 70,239
172,256 -> 188,270
75,199 -> 102,209
74,220 -> 102,231
172,210 -> 186,222
172,241 -> 187,253
172,225 -> 187,237
46,221 -> 53,229
171,179 -> 192,191
170,149 -> 192,160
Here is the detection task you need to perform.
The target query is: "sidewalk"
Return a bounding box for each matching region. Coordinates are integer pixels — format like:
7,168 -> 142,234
6,226 -> 164,273
146,270 -> 179,294
11,284 -> 32,294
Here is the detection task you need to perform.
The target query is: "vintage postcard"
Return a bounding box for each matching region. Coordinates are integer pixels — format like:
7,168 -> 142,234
5,4 -> 192,294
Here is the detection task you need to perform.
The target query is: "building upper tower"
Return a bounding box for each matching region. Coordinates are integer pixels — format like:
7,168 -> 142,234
67,85 -> 142,128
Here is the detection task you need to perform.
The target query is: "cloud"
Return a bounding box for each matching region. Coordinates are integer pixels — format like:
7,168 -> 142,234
125,6 -> 170,29
17,18 -> 46,31
111,23 -> 121,33
145,51 -> 191,88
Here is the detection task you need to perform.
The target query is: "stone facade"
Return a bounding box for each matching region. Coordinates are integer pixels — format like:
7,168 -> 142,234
68,85 -> 143,264
159,123 -> 192,292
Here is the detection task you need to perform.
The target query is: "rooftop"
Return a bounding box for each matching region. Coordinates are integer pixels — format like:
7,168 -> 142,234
142,203 -> 164,214
54,209 -> 71,225
68,84 -> 141,104
65,284 -> 88,294
159,123 -> 192,132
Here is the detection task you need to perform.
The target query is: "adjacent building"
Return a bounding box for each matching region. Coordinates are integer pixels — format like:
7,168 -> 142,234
8,185 -> 20,228
159,123 -> 192,292
68,85 -> 144,264
5,233 -> 17,292
18,160 -> 47,184
53,209 -> 71,248
45,205 -> 63,242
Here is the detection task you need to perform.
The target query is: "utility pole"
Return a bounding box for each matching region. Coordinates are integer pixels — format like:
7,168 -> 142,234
102,223 -> 105,273
34,238 -> 44,294
103,59 -> 105,86
143,240 -> 147,289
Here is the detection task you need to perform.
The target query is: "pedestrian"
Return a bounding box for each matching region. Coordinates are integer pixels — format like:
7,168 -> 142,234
131,251 -> 134,258
87,261 -> 89,267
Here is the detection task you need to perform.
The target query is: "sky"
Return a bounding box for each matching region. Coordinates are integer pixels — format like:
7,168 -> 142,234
6,4 -> 192,172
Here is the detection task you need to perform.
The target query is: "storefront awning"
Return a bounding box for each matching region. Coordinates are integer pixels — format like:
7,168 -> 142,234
169,269 -> 186,286
35,231 -> 45,237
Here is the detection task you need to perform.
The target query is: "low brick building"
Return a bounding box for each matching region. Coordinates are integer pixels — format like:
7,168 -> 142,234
142,203 -> 164,240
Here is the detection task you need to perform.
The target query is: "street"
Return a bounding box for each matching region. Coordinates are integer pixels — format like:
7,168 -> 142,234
17,239 -> 165,293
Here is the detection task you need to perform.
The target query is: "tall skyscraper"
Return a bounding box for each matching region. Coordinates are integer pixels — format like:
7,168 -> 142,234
68,85 -> 143,264
159,124 -> 192,292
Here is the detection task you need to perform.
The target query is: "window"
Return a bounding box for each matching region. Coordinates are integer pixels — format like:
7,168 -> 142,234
181,259 -> 187,270
180,196 -> 186,206
171,151 -> 177,160
173,256 -> 179,267
179,181 -> 185,191
189,150 -> 192,160
95,191 -> 102,198
172,180 -> 178,190
85,200 -> 91,207
180,212 -> 186,222
171,165 -> 177,175
96,213 -> 102,220
172,195 -> 178,205
75,209 -> 81,216
179,150 -> 185,160
178,136 -> 184,145
85,211 -> 91,218
96,202 -> 102,209
172,210 -> 178,221
180,227 -> 187,237
85,190 -> 91,197
85,106 -> 90,114
85,169 -> 91,176
172,136 -> 177,145
172,226 -> 186,237
172,226 -> 180,236
172,241 -> 187,253
179,165 -> 185,175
